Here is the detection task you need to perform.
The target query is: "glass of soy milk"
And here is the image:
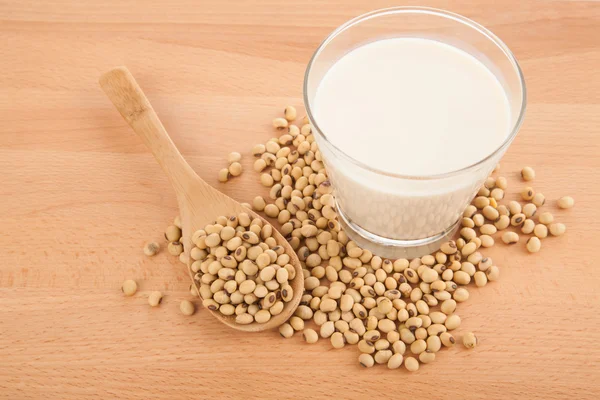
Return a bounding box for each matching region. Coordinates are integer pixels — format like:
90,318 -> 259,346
304,7 -> 526,258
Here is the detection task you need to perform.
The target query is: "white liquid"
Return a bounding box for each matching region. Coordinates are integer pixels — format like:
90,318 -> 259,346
311,38 -> 512,241
314,38 -> 510,176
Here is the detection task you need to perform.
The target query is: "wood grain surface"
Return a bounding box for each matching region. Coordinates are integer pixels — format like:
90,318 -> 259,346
1,1 -> 599,399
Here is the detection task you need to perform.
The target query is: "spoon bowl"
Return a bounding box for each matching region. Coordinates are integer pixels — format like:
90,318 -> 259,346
100,66 -> 304,332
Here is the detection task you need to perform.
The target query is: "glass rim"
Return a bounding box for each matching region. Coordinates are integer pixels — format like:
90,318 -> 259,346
303,6 -> 527,180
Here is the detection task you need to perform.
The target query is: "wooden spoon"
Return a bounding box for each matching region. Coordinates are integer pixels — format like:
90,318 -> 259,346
99,66 -> 303,332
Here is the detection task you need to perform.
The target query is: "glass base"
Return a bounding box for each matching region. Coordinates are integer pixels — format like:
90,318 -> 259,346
336,203 -> 459,259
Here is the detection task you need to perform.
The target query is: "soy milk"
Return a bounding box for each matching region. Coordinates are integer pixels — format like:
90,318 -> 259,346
312,38 -> 511,239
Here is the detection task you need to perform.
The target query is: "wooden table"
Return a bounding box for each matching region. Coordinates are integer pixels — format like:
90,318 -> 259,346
1,1 -> 599,398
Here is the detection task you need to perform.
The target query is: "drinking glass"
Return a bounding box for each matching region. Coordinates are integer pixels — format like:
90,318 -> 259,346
304,7 -> 526,258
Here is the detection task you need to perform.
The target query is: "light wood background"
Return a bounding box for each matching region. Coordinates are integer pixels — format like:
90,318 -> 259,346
1,1 -> 599,399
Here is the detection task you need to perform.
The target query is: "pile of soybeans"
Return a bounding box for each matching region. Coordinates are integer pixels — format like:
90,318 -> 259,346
129,105 -> 572,373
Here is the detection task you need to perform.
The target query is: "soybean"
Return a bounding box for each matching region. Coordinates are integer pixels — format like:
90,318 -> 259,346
284,106 -> 297,121
148,291 -> 163,307
511,213 -> 526,226
228,152 -> 242,163
462,332 -> 478,349
534,224 -> 548,239
474,271 -> 487,287
165,225 -> 182,242
482,206 -> 499,221
532,193 -> 545,207
144,242 -> 160,257
168,241 -> 184,256
218,168 -> 230,183
521,187 -> 535,201
521,166 -> 535,181
508,201 -> 522,215
549,223 -> 566,236
539,212 -> 554,225
122,280 -> 137,296
495,215 -> 510,230
526,237 -> 541,253
440,332 -> 455,347
445,314 -> 461,330
387,353 -> 404,369
180,300 -> 195,316
279,323 -> 294,338
558,196 -> 574,209
405,357 -> 419,372
523,203 -> 537,218
359,353 -> 375,368
502,231 -> 519,245
272,117 -> 288,129
521,219 -> 535,234
229,162 -> 243,177
303,329 -> 319,344
331,332 -> 345,349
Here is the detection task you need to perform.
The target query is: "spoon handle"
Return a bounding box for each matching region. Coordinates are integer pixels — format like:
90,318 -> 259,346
99,66 -> 199,194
